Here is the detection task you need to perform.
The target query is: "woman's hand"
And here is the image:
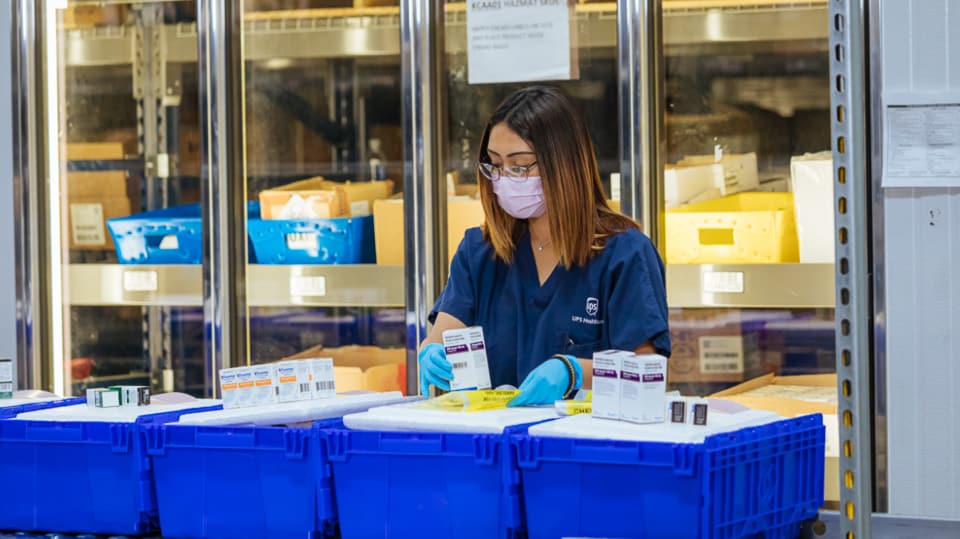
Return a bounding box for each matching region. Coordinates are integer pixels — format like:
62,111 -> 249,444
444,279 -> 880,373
418,343 -> 453,396
509,356 -> 582,407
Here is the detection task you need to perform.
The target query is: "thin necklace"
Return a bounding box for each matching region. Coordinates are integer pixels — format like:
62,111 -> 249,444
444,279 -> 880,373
536,239 -> 553,252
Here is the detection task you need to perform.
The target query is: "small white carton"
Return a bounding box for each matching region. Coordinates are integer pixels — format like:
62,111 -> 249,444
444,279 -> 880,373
274,360 -> 312,403
591,350 -> 632,420
309,358 -> 336,399
218,367 -> 244,409
251,364 -> 277,405
87,388 -> 122,408
0,358 -> 13,399
442,327 -> 492,391
621,354 -> 667,424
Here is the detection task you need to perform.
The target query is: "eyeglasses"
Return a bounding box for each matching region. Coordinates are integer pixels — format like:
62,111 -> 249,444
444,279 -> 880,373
477,161 -> 538,182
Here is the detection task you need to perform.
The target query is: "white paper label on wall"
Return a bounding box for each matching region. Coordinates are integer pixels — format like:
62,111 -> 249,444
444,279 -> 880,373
884,103 -> 960,187
290,275 -> 326,297
70,203 -> 106,246
123,270 -> 159,292
466,0 -> 575,84
702,271 -> 745,294
698,336 -> 744,374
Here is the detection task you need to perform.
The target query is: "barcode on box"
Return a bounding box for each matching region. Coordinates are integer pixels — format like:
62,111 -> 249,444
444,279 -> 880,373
0,383 -> 12,392
315,381 -> 335,391
452,362 -> 468,370
299,383 -> 311,393
698,336 -> 744,374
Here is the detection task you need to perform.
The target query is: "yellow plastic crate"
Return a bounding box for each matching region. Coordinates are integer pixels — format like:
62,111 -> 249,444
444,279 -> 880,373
666,192 -> 799,264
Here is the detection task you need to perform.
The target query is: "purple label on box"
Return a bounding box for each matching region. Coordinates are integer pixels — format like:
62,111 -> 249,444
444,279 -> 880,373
445,344 -> 469,354
642,373 -> 665,383
593,368 -> 618,378
470,342 -> 485,351
621,371 -> 641,381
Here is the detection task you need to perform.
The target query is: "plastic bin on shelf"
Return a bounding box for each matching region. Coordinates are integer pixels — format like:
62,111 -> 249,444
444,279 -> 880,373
146,419 -> 342,539
248,203 -> 375,264
108,202 -> 374,265
0,401 -> 221,536
107,203 -> 206,264
516,414 -> 825,539
666,192 -> 800,264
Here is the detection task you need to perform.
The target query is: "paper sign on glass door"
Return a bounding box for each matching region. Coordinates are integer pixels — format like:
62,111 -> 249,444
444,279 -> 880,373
466,0 -> 577,84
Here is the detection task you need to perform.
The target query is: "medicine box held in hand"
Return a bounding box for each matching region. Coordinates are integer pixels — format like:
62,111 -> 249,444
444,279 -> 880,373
442,327 -> 492,391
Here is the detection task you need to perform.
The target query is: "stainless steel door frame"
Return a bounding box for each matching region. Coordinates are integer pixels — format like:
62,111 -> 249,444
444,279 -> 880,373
401,0 -> 447,396
197,0 -> 249,395
618,0 -> 662,245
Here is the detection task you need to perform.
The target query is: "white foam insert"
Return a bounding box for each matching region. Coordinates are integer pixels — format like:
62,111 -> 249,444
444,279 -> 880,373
527,409 -> 784,444
14,399 -> 220,423
176,392 -> 413,427
343,402 -> 559,434
0,397 -> 60,408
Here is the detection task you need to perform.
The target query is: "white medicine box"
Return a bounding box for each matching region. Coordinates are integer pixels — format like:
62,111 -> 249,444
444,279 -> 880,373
442,326 -> 492,391
591,350 -> 633,421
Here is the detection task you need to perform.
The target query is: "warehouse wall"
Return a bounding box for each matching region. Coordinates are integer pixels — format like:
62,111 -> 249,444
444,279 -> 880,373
882,0 -> 960,519
0,2 -> 18,383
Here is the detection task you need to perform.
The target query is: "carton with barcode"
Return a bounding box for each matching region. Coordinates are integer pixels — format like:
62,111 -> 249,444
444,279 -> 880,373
251,364 -> 276,405
274,360 -> 312,403
441,327 -> 492,391
219,367 -> 252,409
0,358 -> 13,399
309,358 -> 336,399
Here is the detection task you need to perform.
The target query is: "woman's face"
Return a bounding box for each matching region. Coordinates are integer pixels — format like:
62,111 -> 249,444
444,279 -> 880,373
486,123 -> 538,176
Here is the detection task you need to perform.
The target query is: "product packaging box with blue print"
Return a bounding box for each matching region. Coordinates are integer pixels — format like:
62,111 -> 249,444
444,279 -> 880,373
274,360 -> 312,403
442,326 -> 492,391
0,359 -> 12,399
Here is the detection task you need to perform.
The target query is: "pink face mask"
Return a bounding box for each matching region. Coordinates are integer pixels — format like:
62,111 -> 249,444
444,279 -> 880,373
492,176 -> 546,219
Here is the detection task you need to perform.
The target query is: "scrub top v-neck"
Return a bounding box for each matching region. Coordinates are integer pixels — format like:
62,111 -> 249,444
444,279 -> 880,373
430,227 -> 671,388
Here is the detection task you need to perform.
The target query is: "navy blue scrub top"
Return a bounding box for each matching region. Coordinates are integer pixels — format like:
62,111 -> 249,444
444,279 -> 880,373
429,227 -> 671,388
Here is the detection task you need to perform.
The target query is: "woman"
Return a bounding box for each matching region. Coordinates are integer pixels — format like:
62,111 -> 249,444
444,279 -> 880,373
419,86 -> 670,406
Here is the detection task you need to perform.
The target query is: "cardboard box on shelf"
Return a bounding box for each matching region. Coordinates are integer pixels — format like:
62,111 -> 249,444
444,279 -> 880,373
312,178 -> 395,216
666,152 -> 759,209
711,373 -> 839,502
67,196 -> 133,251
66,142 -> 125,161
259,178 -> 350,220
373,197 -> 485,266
790,152 -> 834,264
283,345 -> 406,393
667,309 -> 781,384
61,5 -> 129,28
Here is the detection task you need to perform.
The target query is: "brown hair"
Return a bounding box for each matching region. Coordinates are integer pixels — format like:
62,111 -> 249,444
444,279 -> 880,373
478,86 -> 638,268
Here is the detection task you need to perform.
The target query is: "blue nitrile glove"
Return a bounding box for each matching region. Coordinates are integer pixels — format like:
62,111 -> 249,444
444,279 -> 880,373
508,356 -> 584,407
418,343 -> 453,396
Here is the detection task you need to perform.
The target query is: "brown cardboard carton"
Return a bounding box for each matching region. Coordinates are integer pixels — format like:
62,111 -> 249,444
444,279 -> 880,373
67,196 -> 132,251
314,178 -> 395,216
283,345 -> 406,394
67,171 -> 132,199
66,142 -> 125,161
259,178 -> 349,220
711,373 -> 840,502
667,309 -> 780,383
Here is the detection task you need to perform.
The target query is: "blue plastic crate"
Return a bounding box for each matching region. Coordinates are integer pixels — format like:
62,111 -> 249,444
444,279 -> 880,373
145,419 -> 343,539
322,427 -> 526,539
107,204 -> 205,264
0,403 -> 221,535
109,202 -> 374,265
0,397 -> 84,419
516,415 -> 825,539
248,207 -> 375,264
